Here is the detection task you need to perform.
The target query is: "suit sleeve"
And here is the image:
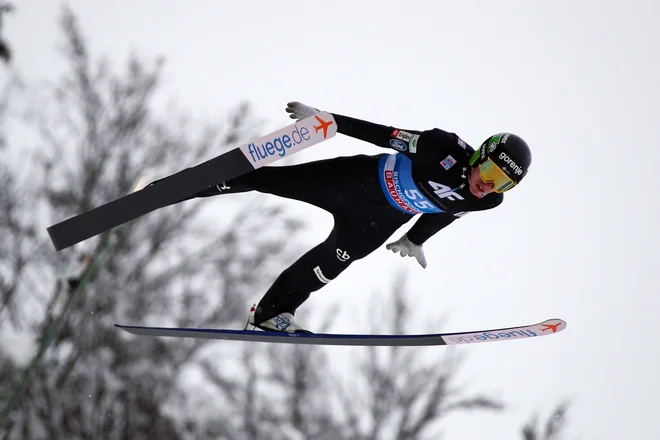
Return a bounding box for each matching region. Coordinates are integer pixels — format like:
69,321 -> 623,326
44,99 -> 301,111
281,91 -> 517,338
331,113 -> 422,150
405,213 -> 457,245
406,194 -> 504,245
331,113 -> 464,165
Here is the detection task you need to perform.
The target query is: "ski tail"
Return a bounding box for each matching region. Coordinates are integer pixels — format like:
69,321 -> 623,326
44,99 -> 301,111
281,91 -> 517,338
46,112 -> 337,251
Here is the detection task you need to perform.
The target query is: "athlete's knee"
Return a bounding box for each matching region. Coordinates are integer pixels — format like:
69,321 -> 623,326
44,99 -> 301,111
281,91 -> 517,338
194,182 -> 231,198
274,244 -> 346,292
308,243 -> 380,286
194,174 -> 258,198
275,230 -> 376,293
334,247 -> 353,265
309,246 -> 356,282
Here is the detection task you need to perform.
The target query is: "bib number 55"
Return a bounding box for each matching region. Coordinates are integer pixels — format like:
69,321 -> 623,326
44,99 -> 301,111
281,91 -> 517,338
404,189 -> 435,210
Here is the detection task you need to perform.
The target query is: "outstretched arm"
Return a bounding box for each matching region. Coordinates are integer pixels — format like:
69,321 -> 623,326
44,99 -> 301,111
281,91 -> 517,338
285,101 -> 421,151
331,113 -> 421,149
385,214 -> 458,268
405,213 -> 458,245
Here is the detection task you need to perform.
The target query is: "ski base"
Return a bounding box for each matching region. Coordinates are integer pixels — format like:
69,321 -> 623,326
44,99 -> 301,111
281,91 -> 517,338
114,318 -> 566,347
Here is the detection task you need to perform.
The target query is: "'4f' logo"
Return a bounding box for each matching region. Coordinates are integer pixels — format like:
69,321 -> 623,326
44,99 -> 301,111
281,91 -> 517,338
428,181 -> 464,201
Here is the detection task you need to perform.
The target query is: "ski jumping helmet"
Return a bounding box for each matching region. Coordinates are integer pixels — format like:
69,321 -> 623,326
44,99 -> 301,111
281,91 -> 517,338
468,133 -> 531,193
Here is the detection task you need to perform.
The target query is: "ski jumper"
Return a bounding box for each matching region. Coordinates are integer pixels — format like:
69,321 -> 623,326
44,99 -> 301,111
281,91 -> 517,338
192,113 -> 505,323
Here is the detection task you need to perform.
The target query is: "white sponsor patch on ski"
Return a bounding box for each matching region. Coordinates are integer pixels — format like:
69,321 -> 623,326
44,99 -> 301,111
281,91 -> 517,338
440,319 -> 566,345
239,112 -> 337,168
313,266 -> 331,284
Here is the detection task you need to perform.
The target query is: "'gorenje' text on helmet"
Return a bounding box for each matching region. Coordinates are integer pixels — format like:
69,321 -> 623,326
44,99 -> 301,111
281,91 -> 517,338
469,133 -> 532,190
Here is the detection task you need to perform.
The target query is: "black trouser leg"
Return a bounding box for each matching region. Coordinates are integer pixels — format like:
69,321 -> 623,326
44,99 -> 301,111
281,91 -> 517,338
147,157 -> 350,207
253,208 -> 408,324
148,154 -> 385,209
149,155 -> 410,324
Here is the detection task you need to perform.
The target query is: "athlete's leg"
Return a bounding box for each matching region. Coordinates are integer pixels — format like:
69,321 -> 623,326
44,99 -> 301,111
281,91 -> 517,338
252,207 -> 410,324
223,154 -> 382,212
148,154 -> 383,211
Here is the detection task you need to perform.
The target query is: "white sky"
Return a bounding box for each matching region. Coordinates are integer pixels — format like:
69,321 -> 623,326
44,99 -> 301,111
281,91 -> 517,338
4,0 -> 660,439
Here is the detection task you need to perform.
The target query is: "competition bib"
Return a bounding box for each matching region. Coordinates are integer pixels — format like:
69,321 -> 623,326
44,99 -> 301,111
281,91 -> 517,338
378,154 -> 443,214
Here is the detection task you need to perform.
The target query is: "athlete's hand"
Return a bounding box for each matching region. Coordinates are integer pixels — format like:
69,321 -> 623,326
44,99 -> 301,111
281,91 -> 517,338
285,101 -> 320,121
386,234 -> 427,269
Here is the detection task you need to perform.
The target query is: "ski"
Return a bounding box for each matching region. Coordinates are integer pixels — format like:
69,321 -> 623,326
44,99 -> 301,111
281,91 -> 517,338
114,318 -> 566,347
46,112 -> 338,251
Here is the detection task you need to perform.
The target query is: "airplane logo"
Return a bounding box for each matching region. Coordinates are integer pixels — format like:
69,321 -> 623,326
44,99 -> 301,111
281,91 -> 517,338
540,322 -> 563,333
313,115 -> 334,139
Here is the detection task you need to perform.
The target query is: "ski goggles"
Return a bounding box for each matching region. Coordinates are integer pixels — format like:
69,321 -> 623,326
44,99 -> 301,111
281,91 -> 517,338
478,158 -> 517,193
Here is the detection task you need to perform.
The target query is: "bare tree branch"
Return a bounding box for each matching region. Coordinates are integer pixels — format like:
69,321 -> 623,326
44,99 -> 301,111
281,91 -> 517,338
522,402 -> 572,440
0,5 -> 305,439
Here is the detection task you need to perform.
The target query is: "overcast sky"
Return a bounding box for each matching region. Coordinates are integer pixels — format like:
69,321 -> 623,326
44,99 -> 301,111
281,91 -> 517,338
4,0 -> 659,439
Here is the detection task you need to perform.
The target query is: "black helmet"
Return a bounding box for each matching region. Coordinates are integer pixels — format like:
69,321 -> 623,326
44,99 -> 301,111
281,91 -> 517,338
469,133 -> 532,192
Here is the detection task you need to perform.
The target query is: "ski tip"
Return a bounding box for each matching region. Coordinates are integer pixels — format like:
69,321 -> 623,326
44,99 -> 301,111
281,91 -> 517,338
539,318 -> 567,332
439,318 -> 567,346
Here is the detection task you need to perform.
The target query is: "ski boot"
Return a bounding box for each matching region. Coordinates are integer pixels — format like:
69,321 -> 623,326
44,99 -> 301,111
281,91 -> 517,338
244,303 -> 312,334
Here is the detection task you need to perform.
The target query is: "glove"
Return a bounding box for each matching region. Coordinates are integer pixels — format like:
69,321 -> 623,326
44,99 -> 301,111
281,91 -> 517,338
285,101 -> 320,121
386,234 -> 427,269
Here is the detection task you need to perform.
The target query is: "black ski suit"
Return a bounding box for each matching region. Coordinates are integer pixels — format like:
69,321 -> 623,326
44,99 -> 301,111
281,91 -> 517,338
193,113 -> 504,323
